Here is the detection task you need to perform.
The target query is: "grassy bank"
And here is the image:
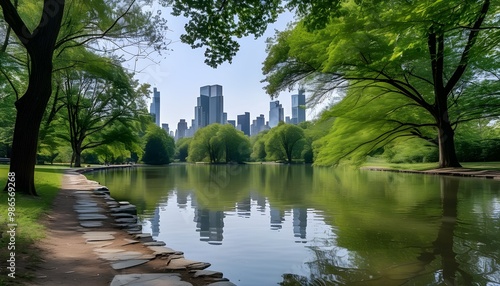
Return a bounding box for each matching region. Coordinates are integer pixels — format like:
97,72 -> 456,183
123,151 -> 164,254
0,165 -> 66,283
363,157 -> 500,171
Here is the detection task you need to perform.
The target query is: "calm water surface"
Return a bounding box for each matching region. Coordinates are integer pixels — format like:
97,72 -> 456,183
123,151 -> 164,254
88,164 -> 500,285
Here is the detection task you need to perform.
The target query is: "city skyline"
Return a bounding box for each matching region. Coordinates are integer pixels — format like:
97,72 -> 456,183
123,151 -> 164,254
151,85 -> 308,138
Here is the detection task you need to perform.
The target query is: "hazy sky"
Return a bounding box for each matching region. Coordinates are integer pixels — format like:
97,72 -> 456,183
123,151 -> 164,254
128,6 -> 323,131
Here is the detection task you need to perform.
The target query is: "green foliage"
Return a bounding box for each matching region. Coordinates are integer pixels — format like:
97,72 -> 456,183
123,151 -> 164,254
188,124 -> 251,163
161,0 -> 284,67
142,126 -> 175,165
251,130 -> 269,161
383,138 -> 438,164
265,123 -> 305,163
53,55 -> 146,167
313,85 -> 436,166
188,124 -> 224,163
217,124 -> 251,163
175,137 -> 192,162
262,0 -> 500,167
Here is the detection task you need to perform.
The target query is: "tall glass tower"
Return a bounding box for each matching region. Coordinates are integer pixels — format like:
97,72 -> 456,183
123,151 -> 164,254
269,101 -> 284,128
150,87 -> 161,126
196,85 -> 223,128
291,88 -> 306,124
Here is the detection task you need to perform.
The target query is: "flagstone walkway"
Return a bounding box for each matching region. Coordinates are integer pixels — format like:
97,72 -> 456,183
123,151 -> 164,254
30,170 -> 235,286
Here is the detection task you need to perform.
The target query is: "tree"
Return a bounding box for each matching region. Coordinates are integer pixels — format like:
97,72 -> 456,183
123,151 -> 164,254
188,124 -> 223,163
142,126 -> 175,165
1,0 -> 167,195
175,137 -> 192,162
216,124 -> 251,163
56,54 -> 146,167
263,0 -> 500,168
188,124 -> 251,163
265,123 -> 305,163
250,130 -> 269,161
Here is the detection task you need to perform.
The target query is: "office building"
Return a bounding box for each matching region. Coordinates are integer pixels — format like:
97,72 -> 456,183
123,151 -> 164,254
161,123 -> 169,135
227,120 -> 236,128
177,119 -> 188,140
237,112 -> 250,136
291,89 -> 306,124
194,94 -> 209,130
251,114 -> 266,136
269,101 -> 284,128
150,87 -> 160,126
200,85 -> 224,125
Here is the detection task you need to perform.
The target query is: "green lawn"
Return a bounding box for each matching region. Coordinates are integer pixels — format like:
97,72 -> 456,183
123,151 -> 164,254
0,165 -> 67,283
363,157 -> 500,171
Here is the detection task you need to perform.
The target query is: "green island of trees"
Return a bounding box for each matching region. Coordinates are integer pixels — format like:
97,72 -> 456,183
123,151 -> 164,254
2,0 -> 500,196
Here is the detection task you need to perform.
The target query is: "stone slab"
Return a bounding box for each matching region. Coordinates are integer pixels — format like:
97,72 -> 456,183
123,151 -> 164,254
143,241 -> 166,247
93,248 -> 125,254
110,204 -> 137,215
110,273 -> 192,286
83,231 -> 116,236
99,251 -> 145,261
164,258 -> 210,270
121,239 -> 140,246
110,213 -> 136,218
206,282 -> 237,286
78,214 -> 108,220
88,242 -> 114,248
191,270 -> 223,278
80,221 -> 103,228
147,246 -> 182,255
111,259 -> 150,270
115,218 -> 138,224
134,233 -> 152,239
74,207 -> 105,214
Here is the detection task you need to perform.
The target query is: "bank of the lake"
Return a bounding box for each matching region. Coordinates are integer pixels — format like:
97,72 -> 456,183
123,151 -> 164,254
87,164 -> 500,286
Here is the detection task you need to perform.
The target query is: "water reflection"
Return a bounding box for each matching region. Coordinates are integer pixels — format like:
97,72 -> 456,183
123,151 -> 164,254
88,165 -> 500,286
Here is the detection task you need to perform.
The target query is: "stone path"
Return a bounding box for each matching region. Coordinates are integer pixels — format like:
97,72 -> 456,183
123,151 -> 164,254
62,170 -> 236,286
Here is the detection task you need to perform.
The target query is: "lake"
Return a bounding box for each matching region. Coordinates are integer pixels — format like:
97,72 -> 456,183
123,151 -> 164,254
87,164 -> 500,285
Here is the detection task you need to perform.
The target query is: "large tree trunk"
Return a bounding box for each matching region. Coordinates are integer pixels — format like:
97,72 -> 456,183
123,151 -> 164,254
74,146 -> 82,167
437,121 -> 461,168
2,0 -> 65,195
8,55 -> 55,195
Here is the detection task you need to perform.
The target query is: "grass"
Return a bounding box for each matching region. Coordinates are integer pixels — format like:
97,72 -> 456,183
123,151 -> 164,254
0,165 -> 67,284
363,157 -> 500,171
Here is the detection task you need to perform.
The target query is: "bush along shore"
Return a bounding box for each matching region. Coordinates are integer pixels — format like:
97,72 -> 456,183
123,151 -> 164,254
54,168 -> 236,286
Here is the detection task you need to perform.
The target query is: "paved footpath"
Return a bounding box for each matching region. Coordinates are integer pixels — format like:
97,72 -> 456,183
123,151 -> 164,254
31,170 -> 236,286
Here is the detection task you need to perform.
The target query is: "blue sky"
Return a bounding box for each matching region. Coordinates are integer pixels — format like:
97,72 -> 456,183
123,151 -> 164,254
128,7 -> 325,131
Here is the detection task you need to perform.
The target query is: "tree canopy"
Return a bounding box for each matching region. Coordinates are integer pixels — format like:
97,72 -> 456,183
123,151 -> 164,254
188,124 -> 251,164
262,0 -> 500,167
142,126 -> 175,165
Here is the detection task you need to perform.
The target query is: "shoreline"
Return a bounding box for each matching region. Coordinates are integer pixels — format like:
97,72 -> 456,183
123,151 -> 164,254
34,165 -> 236,286
361,166 -> 500,180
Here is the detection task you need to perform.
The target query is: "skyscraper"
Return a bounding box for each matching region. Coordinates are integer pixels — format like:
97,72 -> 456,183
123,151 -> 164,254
291,88 -> 306,124
194,94 -> 209,130
196,85 -> 224,129
161,123 -> 169,135
237,112 -> 250,136
150,87 -> 161,126
269,101 -> 284,128
251,114 -> 266,136
177,119 -> 188,140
